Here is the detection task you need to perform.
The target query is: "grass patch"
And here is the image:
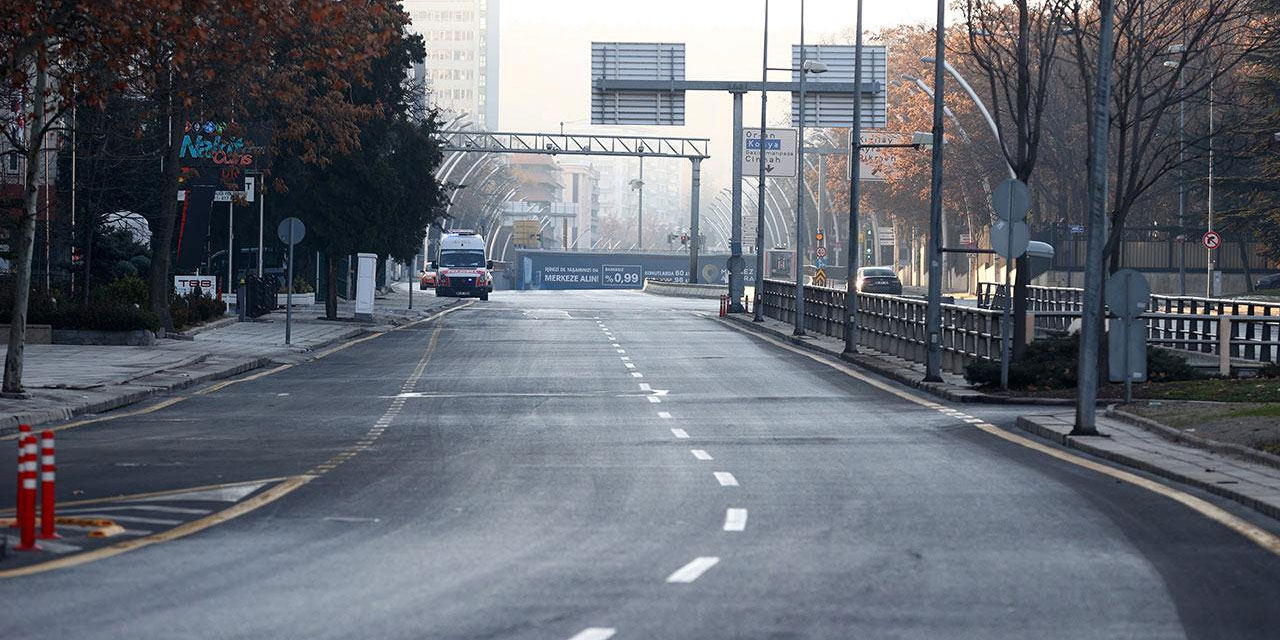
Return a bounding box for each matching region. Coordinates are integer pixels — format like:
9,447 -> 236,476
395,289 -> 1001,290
1227,404 -> 1280,418
1141,379 -> 1280,403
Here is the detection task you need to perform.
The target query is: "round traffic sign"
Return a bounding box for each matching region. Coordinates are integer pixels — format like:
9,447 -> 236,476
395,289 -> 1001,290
991,219 -> 1030,259
277,217 -> 306,246
1106,269 -> 1151,320
992,178 -> 1030,221
815,246 -> 828,258
1202,230 -> 1222,250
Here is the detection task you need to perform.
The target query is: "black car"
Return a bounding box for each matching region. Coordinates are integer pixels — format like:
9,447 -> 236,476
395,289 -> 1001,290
1256,273 -> 1280,291
855,266 -> 903,295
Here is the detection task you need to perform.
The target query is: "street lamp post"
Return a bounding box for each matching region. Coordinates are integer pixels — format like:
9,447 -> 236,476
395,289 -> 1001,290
844,0 -> 864,354
793,0 -> 809,337
923,0 -> 947,381
754,0 -> 770,321
1207,78 -> 1216,299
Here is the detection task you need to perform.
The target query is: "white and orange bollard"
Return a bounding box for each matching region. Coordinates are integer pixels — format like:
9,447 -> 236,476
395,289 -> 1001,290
12,423 -> 30,528
16,435 -> 39,551
39,430 -> 58,540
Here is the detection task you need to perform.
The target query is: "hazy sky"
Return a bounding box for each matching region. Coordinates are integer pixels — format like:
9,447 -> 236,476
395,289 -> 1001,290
498,0 -> 942,191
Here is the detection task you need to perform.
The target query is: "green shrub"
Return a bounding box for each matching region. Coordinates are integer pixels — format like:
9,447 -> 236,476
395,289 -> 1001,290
54,303 -> 161,332
169,292 -> 226,329
97,275 -> 149,307
963,333 -> 1202,390
277,277 -> 314,294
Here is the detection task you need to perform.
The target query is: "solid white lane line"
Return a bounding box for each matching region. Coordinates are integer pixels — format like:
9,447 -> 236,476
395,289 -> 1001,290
714,472 -> 739,487
647,396 -> 661,403
671,428 -> 689,439
724,508 -> 748,532
964,417 -> 984,423
691,449 -> 712,461
58,505 -> 211,516
568,628 -> 616,640
666,556 -> 720,583
657,411 -> 672,419
639,383 -> 651,391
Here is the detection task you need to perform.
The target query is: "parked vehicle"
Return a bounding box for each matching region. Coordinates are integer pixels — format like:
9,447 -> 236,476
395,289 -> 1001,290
1256,273 -> 1280,291
855,266 -> 903,295
434,230 -> 493,300
419,269 -> 437,290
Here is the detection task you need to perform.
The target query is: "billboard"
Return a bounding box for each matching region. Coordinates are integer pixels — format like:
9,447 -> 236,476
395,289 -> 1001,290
515,250 -> 755,290
790,45 -> 887,129
591,42 -> 686,125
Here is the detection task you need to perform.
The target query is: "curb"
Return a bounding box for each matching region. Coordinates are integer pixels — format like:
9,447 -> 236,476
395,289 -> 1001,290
0,357 -> 270,437
1105,407 -> 1280,472
719,313 -> 1074,406
1015,415 -> 1280,523
166,316 -> 240,341
0,298 -> 465,436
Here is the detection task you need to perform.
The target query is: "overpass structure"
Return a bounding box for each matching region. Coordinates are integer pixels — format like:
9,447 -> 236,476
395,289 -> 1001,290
437,130 -> 711,283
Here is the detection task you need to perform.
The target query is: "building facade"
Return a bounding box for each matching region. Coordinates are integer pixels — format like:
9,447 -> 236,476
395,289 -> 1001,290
402,0 -> 501,129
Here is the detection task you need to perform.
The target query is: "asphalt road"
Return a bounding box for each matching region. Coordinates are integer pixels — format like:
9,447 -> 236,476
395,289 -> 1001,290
4,290 -> 1280,639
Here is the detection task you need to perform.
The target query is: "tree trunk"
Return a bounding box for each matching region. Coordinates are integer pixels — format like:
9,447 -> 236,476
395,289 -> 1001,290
147,80 -> 181,333
2,51 -> 48,397
1239,240 -> 1255,294
325,253 -> 338,320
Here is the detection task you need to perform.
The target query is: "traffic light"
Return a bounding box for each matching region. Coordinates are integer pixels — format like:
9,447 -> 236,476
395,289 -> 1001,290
815,229 -> 825,243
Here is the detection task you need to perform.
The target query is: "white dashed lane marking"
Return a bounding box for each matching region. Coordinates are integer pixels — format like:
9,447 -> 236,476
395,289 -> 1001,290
714,472 -> 739,487
568,628 -> 616,640
666,556 -> 720,583
724,508 -> 748,532
690,449 -> 712,461
631,372 -> 644,378
671,428 -> 689,439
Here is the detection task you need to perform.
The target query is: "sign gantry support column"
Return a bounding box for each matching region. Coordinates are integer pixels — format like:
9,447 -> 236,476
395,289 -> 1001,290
728,92 -> 746,308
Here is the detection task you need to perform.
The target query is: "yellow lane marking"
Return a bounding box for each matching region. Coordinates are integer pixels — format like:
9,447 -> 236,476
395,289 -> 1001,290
0,302 -> 473,441
714,317 -> 1280,558
195,363 -> 294,395
0,475 -> 314,579
0,477 -> 291,516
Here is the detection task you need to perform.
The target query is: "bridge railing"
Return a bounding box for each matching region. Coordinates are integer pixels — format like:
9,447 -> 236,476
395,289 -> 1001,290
762,279 -> 1006,374
975,282 -> 1280,366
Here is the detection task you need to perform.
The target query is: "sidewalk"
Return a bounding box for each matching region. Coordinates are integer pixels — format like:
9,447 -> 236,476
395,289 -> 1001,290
1018,412 -> 1280,521
0,289 -> 458,435
716,309 -> 1280,521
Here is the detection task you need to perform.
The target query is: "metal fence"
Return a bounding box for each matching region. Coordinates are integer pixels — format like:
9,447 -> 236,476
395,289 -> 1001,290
977,282 -> 1280,367
761,279 -> 1006,374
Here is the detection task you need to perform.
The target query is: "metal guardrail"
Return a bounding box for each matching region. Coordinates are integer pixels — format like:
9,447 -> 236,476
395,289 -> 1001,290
761,279 -> 1006,374
976,282 -> 1280,367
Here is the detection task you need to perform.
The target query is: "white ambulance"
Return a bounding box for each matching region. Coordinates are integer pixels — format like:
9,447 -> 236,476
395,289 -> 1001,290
432,230 -> 493,300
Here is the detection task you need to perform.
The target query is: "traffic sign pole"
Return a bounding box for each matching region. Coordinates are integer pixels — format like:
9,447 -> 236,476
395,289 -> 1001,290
286,219 -> 294,345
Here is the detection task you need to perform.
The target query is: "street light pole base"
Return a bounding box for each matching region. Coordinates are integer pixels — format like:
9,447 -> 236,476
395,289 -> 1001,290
922,375 -> 943,383
793,329 -> 806,337
729,303 -> 746,313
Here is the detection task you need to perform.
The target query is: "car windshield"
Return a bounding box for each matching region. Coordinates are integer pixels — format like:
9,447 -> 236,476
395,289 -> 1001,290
861,268 -> 895,278
441,250 -> 484,268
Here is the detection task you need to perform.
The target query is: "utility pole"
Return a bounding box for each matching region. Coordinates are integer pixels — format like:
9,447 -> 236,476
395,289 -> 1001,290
844,0 -> 864,354
1074,0 -> 1118,436
638,156 -> 645,250
923,0 -> 946,382
1206,78 -> 1215,299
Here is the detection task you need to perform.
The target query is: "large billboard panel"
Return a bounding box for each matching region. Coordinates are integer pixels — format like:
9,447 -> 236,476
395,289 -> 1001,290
591,42 -> 686,126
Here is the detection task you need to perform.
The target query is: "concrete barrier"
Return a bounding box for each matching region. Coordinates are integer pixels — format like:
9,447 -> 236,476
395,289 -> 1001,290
642,280 -> 728,299
0,324 -> 52,345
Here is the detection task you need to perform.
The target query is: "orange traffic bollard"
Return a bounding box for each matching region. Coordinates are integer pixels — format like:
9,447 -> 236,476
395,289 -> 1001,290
16,435 -> 39,551
39,430 -> 58,540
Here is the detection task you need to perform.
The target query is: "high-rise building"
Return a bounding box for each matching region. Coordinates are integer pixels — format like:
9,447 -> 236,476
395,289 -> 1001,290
402,0 -> 501,129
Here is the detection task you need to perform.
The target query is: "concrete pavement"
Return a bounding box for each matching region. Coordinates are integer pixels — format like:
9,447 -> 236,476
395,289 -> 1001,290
2,290 -> 1279,638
